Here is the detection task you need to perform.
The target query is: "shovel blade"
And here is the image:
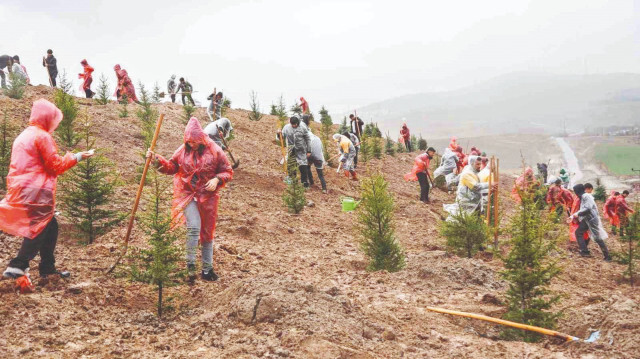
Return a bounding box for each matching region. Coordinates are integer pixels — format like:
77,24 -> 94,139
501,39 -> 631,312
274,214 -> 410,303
585,330 -> 600,343
232,160 -> 240,169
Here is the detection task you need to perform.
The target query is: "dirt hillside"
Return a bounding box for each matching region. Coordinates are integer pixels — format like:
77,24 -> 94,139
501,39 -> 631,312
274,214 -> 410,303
0,86 -> 638,358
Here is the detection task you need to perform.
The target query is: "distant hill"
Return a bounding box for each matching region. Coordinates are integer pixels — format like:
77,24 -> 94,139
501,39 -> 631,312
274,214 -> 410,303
357,72 -> 640,139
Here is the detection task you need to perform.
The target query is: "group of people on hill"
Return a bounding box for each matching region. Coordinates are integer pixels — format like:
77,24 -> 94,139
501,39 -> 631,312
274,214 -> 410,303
512,165 -> 636,261
1,97 -> 235,283
1,54 -> 31,87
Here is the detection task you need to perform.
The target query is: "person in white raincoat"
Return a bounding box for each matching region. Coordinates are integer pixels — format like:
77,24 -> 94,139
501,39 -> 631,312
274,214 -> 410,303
434,147 -> 460,189
570,184 -> 611,261
443,156 -> 494,220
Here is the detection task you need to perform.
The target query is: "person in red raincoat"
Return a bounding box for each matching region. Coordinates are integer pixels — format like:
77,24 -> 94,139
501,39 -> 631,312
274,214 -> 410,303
147,117 -> 233,281
470,146 -> 481,156
454,146 -> 465,173
557,187 -> 574,216
78,59 -> 95,98
511,167 -> 539,202
300,97 -> 310,114
603,191 -> 620,234
616,190 -> 635,236
404,147 -> 436,203
448,136 -> 458,151
400,124 -> 411,152
1,99 -> 94,279
113,64 -> 139,103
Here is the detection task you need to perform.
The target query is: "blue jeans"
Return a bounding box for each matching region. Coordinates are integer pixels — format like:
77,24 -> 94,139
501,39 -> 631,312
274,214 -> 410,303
184,200 -> 213,271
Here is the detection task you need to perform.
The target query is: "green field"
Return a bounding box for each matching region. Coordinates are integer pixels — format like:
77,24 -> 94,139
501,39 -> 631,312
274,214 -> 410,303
595,144 -> 640,175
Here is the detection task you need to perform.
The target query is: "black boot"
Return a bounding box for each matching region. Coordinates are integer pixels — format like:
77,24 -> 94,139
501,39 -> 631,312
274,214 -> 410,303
201,269 -> 219,282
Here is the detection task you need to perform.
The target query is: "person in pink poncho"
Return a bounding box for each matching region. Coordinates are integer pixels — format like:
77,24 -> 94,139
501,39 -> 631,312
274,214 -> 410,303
113,64 -> 139,103
404,147 -> 436,203
1,99 -> 94,279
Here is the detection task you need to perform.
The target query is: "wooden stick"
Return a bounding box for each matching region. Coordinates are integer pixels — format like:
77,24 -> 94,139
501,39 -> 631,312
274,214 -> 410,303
494,158 -> 500,247
354,110 -> 361,138
279,128 -> 287,174
486,157 -> 493,225
426,306 -> 580,342
212,87 -> 217,119
106,114 -> 165,274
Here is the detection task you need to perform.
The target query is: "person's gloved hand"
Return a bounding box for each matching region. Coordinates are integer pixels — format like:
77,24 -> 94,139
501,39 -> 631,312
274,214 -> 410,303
75,149 -> 95,162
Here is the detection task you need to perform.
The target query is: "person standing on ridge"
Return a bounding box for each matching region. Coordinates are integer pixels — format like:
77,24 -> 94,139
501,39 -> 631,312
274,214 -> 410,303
1,99 -> 95,280
78,59 -> 95,98
207,91 -> 223,121
176,77 -> 195,106
167,75 -> 177,103
349,114 -> 364,138
113,64 -> 139,103
147,117 -> 233,282
300,97 -> 310,114
11,56 -> 29,83
0,54 -> 12,88
400,124 -> 411,152
42,49 -> 58,87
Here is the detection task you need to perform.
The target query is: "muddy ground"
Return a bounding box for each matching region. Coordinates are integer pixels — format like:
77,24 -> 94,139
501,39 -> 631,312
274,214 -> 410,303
0,86 -> 638,358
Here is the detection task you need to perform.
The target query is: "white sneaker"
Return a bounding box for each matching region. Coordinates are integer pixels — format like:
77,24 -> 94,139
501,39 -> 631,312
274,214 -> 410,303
3,267 -> 28,279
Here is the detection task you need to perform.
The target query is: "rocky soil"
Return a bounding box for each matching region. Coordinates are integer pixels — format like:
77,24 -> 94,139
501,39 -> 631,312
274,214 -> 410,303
0,86 -> 638,358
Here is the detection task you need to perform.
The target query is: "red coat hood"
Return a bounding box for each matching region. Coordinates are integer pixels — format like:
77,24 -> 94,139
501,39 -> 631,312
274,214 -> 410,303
28,99 -> 62,133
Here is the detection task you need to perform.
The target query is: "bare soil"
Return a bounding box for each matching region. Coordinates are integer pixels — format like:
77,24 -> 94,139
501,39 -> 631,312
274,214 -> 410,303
0,86 -> 638,358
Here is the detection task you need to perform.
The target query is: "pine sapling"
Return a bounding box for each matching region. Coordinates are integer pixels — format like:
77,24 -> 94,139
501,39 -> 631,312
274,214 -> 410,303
282,173 -> 306,214
385,133 -> 395,156
410,134 -> 417,152
0,111 -> 15,190
357,173 -> 406,272
53,84 -> 80,147
614,203 -> 640,286
119,100 -> 129,118
360,134 -> 372,163
222,97 -> 231,116
182,103 -> 195,124
129,168 -> 184,317
60,114 -> 122,244
338,116 -> 349,134
95,73 -> 111,105
418,134 -> 427,151
152,82 -> 162,103
58,70 -> 74,95
396,140 -> 405,154
500,193 -> 562,342
249,90 -> 263,121
290,101 -> 302,116
6,72 -> 26,99
593,178 -> 607,202
440,208 -> 488,258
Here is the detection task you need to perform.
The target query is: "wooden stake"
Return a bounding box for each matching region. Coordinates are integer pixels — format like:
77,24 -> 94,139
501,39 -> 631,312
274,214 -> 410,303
279,128 -> 287,174
106,114 -> 165,274
486,157 -> 493,225
494,158 -> 500,248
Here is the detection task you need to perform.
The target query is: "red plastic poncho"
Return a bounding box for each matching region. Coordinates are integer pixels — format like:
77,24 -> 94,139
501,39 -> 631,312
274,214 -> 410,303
603,191 -> 619,226
454,146 -> 465,172
569,194 -> 589,242
511,167 -> 536,202
404,153 -> 431,181
400,125 -> 411,141
616,195 -> 634,222
557,188 -> 574,212
300,97 -> 309,114
546,185 -> 562,206
113,64 -> 138,103
156,118 -> 233,244
78,59 -> 94,91
0,99 -> 78,239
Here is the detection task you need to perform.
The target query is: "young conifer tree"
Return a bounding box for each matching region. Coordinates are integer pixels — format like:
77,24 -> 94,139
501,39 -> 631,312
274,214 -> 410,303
136,83 -> 157,150
500,192 -> 562,342
593,178 -> 607,201
60,114 -> 122,244
396,139 -> 404,154
248,90 -> 263,121
615,203 -> 640,286
53,74 -> 80,147
418,134 -> 427,151
95,74 -> 111,105
151,82 -> 162,103
371,136 -> 382,159
440,209 -> 488,258
6,72 -> 26,99
129,168 -> 184,317
357,173 -> 405,272
290,101 -> 302,116
282,168 -> 306,214
0,111 -> 15,190
410,134 -> 417,152
385,133 -> 395,156
319,106 -> 333,161
338,116 -> 349,134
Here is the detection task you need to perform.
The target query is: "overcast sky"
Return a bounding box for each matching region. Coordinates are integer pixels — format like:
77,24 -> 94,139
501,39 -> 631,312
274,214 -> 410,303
2,0 -> 639,117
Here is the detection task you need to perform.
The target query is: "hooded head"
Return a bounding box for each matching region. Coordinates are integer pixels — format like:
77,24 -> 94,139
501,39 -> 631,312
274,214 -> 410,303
560,168 -> 566,174
455,146 -> 463,153
171,74 -> 176,80
468,155 -> 481,172
402,124 -> 407,129
80,59 -> 88,66
524,167 -> 534,178
114,64 -> 121,71
333,134 -> 342,142
573,184 -> 585,198
300,97 -> 305,102
29,99 -> 63,133
183,117 -> 208,149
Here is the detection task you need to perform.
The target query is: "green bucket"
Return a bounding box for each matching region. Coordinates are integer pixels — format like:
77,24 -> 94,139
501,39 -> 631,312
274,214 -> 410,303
341,197 -> 360,212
